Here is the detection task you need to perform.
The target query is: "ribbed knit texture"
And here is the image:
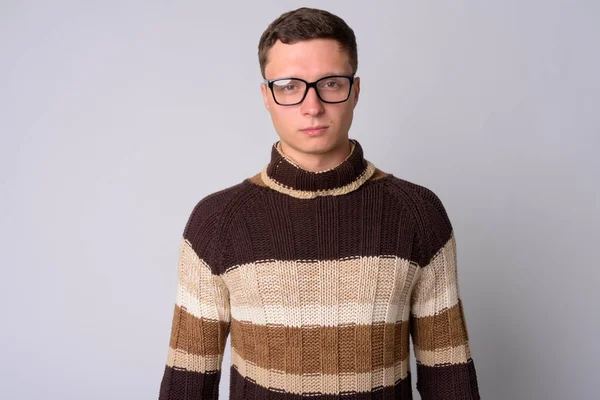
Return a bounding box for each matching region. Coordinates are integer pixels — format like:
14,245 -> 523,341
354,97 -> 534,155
158,138 -> 480,399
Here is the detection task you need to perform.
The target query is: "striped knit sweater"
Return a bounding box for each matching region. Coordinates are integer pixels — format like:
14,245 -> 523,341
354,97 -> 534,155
158,138 -> 480,400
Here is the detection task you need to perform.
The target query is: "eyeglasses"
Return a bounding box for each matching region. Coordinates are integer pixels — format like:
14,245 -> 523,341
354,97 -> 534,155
263,75 -> 355,106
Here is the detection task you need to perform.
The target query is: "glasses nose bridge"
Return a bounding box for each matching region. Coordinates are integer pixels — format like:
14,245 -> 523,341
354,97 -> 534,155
304,80 -> 322,101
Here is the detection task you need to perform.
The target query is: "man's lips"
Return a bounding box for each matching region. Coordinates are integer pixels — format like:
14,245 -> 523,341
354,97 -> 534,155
301,126 -> 329,135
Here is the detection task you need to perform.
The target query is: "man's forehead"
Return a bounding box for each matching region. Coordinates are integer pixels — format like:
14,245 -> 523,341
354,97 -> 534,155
264,39 -> 352,80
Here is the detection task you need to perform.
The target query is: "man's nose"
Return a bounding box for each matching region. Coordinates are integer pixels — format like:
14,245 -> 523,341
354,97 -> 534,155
300,87 -> 325,115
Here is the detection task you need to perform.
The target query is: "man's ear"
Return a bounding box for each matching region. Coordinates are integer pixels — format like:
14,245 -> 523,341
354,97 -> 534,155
260,83 -> 270,111
352,76 -> 360,108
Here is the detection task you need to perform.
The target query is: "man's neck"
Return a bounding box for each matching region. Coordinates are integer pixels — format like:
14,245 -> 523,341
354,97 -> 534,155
278,139 -> 352,172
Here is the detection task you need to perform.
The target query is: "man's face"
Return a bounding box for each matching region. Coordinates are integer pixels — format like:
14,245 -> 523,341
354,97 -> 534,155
261,38 -> 360,156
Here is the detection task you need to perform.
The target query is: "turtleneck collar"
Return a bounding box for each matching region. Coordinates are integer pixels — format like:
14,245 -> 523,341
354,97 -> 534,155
259,138 -> 377,199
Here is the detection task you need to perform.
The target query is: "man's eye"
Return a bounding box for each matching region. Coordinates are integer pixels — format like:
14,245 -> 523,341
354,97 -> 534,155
319,80 -> 342,90
282,85 -> 297,91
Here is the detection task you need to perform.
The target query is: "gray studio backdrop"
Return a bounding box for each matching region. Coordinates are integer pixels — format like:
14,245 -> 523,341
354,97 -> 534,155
1,1 -> 598,399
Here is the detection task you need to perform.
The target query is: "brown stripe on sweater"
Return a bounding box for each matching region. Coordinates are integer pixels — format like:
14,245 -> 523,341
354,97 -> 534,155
230,347 -> 411,395
410,299 -> 470,351
222,319 -> 410,375
168,304 -> 230,357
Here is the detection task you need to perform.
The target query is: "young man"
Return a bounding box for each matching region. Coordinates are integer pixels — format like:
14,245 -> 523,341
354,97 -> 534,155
159,7 -> 480,400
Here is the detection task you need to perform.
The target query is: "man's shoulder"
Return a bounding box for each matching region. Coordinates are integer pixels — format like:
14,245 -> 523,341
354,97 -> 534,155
180,179 -> 254,264
382,173 -> 444,208
187,179 -> 253,222
383,172 -> 454,265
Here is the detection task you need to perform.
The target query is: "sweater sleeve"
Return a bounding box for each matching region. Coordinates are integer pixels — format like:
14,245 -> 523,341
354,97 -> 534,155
409,188 -> 480,399
158,200 -> 231,400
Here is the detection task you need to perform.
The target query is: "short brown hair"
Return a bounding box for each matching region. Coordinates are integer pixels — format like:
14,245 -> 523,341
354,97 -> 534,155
258,7 -> 358,78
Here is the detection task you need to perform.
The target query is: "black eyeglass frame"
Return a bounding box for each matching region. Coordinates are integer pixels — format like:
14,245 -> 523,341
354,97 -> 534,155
263,75 -> 355,106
